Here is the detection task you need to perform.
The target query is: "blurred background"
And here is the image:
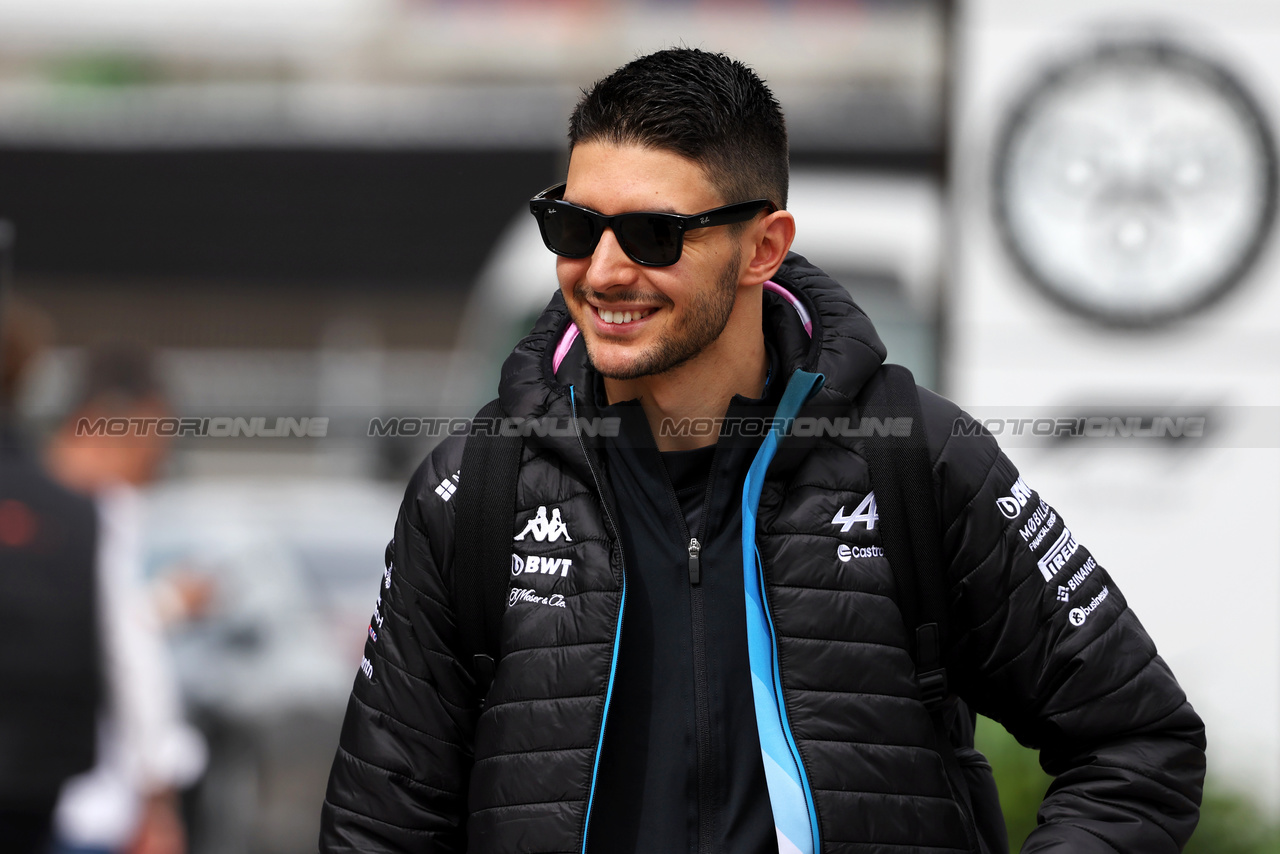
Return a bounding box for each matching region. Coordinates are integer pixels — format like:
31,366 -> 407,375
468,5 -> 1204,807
0,0 -> 1276,851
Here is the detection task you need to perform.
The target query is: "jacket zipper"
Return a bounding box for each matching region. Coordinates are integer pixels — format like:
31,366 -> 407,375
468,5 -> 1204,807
570,388 -> 628,854
659,444 -> 721,854
740,368 -> 826,854
688,538 -> 701,584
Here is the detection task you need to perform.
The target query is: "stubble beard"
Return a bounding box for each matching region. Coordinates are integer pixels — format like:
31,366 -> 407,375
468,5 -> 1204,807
574,249 -> 741,381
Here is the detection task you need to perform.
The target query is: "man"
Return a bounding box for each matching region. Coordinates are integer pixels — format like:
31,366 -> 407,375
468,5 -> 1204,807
0,299 -> 101,854
45,345 -> 205,854
321,48 -> 1205,853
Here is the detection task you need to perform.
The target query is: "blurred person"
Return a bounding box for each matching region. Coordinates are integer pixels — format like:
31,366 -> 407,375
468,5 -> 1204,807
0,299 -> 102,854
45,345 -> 205,854
148,563 -> 215,631
321,49 -> 1206,853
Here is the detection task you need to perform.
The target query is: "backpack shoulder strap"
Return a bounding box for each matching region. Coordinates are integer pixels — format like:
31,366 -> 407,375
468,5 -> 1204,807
856,364 -> 949,708
453,397 -> 523,705
858,366 -> 988,852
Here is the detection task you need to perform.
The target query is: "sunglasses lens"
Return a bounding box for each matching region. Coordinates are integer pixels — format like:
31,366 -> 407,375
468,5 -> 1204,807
541,205 -> 597,257
616,215 -> 681,266
533,197 -> 684,265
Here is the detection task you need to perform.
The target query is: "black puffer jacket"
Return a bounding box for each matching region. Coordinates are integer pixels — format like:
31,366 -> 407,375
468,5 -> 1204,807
321,255 -> 1205,853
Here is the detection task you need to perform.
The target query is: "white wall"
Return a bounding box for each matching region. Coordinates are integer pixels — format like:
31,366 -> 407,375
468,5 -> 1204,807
951,0 -> 1280,810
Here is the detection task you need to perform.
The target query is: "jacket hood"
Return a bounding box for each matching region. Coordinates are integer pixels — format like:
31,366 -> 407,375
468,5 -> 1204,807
497,251 -> 888,429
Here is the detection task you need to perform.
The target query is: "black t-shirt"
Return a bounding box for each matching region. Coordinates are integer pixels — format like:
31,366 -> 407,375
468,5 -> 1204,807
661,443 -> 717,535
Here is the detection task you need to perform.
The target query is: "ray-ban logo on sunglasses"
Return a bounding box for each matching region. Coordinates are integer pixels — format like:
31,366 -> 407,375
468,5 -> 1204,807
700,215 -> 710,224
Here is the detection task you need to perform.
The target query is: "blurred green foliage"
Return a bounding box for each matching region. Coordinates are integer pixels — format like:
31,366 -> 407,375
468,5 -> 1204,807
1186,787 -> 1280,854
974,714 -> 1051,849
975,715 -> 1280,853
47,54 -> 156,87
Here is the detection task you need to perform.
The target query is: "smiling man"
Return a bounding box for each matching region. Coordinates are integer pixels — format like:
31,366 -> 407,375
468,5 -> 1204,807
321,49 -> 1205,854
545,136 -> 788,446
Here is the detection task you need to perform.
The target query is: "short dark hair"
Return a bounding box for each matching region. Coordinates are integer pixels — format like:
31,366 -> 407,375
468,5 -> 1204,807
568,48 -> 789,210
73,343 -> 165,414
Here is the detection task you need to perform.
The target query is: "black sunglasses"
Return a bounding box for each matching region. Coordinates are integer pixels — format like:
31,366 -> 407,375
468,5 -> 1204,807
528,183 -> 776,267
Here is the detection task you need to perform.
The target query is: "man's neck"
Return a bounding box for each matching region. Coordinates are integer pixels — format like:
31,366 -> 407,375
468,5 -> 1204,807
602,333 -> 768,452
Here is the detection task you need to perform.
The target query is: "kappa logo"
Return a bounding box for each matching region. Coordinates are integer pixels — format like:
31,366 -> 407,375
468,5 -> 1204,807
997,477 -> 1034,519
515,506 -> 572,543
511,553 -> 574,578
832,492 -> 878,532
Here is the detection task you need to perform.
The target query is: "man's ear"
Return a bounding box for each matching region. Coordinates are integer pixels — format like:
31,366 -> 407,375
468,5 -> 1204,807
740,210 -> 796,287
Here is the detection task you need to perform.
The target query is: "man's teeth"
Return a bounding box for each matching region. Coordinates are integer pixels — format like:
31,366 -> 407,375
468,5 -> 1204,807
597,307 -> 653,324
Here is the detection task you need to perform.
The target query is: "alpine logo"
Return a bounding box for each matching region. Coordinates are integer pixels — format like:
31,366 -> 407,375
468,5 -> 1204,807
1036,527 -> 1081,582
511,553 -> 574,578
997,477 -> 1034,519
1068,585 -> 1109,627
832,492 -> 878,532
515,506 -> 573,543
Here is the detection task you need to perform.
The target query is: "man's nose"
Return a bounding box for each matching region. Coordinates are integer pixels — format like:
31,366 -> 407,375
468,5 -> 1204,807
584,226 -> 639,289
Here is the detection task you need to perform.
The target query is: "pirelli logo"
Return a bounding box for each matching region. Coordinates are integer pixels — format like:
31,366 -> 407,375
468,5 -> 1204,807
1036,527 -> 1080,582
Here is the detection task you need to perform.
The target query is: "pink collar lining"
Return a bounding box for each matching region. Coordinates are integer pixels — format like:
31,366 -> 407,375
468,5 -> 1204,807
551,280 -> 811,376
